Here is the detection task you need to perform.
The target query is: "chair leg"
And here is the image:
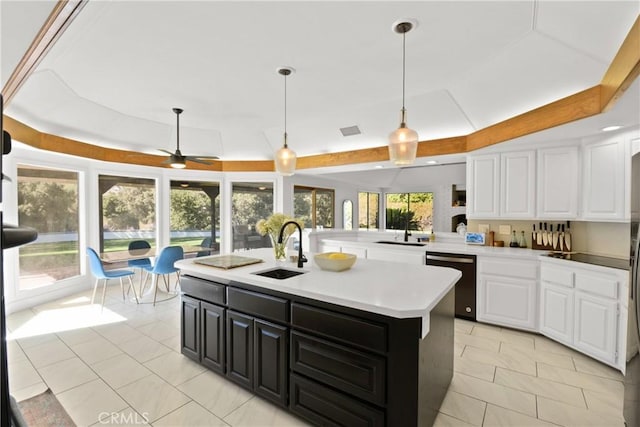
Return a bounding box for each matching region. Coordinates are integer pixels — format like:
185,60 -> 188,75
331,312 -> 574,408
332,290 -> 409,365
91,278 -> 99,304
140,272 -> 151,297
128,276 -> 139,304
120,277 -> 125,300
174,271 -> 181,293
162,275 -> 170,292
101,278 -> 108,307
153,274 -> 159,306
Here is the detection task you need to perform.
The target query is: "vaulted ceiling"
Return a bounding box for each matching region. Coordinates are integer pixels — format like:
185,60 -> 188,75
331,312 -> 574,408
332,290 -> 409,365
1,1 -> 639,173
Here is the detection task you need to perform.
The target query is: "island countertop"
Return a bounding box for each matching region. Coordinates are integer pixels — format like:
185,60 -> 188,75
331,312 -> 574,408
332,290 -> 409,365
175,248 -> 461,336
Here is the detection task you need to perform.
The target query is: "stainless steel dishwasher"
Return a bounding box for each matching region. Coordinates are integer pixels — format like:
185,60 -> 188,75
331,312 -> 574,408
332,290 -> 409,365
426,252 -> 476,321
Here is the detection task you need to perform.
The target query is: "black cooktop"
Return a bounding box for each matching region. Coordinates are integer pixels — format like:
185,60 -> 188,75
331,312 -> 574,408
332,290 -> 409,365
546,252 -> 629,270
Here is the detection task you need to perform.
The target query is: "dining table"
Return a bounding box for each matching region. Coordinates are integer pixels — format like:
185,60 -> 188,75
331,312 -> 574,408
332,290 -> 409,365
99,245 -> 211,304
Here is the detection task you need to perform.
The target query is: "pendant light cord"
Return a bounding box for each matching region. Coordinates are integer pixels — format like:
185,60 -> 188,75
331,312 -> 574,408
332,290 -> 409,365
283,72 -> 288,147
402,30 -> 406,112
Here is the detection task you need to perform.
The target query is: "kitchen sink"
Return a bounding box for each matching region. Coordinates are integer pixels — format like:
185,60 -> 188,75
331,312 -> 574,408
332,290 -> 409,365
375,240 -> 427,247
253,268 -> 306,280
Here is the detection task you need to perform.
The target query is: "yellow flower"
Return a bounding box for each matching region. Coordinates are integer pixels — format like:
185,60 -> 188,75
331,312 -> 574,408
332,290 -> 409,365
256,213 -> 304,245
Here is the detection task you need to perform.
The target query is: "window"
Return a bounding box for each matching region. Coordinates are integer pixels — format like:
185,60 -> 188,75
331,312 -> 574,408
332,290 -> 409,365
170,180 -> 220,253
99,175 -> 156,253
17,165 -> 80,290
358,192 -> 379,230
385,192 -> 434,233
294,186 -> 334,229
231,182 -> 273,251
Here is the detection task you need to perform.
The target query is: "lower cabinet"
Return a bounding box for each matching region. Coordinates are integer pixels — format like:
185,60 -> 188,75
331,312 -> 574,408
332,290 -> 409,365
477,257 -> 538,331
539,282 -> 574,344
226,310 -> 288,407
181,295 -> 225,375
539,260 -> 626,369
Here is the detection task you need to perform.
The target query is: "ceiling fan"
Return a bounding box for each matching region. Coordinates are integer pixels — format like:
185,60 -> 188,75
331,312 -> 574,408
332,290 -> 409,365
159,108 -> 219,168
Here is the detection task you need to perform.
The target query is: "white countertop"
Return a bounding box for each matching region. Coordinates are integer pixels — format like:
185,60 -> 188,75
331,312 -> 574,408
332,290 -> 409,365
176,248 -> 461,337
320,236 -> 548,260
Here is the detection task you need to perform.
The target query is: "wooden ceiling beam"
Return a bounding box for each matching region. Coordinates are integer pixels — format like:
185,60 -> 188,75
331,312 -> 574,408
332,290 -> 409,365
600,15 -> 640,112
1,0 -> 87,106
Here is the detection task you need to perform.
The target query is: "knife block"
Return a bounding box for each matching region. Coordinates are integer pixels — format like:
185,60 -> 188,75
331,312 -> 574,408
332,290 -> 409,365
531,233 -> 571,252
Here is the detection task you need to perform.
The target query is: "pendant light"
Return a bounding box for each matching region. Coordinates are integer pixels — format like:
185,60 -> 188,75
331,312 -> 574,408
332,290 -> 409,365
274,66 -> 297,176
389,20 -> 418,165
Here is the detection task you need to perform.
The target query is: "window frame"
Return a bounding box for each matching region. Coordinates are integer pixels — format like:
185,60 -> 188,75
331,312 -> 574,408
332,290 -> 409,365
294,185 -> 335,229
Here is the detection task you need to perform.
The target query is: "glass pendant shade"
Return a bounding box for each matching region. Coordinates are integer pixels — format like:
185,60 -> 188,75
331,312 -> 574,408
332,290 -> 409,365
389,122 -> 418,165
275,141 -> 296,176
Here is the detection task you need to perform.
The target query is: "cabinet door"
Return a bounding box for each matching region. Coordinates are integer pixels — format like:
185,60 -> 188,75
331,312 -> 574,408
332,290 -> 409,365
501,151 -> 535,218
478,275 -> 537,330
181,296 -> 200,362
574,292 -> 618,365
537,146 -> 579,218
201,302 -> 225,374
582,138 -> 626,220
226,310 -> 254,389
540,283 -> 573,345
467,154 -> 500,218
254,319 -> 288,406
340,245 -> 367,259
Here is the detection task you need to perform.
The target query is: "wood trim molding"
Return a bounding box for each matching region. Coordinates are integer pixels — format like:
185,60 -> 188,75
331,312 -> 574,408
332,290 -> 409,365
1,0 -> 87,106
466,86 -> 602,152
600,15 -> 640,112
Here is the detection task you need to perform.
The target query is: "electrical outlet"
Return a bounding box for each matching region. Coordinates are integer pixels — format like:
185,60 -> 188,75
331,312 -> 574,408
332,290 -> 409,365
478,224 -> 490,233
499,225 -> 511,235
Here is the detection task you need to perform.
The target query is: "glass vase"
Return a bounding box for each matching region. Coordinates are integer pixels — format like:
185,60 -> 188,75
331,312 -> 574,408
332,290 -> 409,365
271,236 -> 287,262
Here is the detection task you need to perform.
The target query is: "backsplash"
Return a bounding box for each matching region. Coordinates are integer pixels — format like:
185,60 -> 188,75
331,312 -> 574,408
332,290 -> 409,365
467,220 -> 629,259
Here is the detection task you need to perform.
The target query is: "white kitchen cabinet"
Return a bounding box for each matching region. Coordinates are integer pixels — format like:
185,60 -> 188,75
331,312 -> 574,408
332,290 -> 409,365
536,146 -> 579,219
582,138 -> 626,220
340,245 -> 367,258
466,154 -> 500,218
477,257 -> 538,331
318,243 -> 341,253
574,291 -> 618,365
540,282 -> 574,345
539,259 -> 627,370
500,150 -> 536,218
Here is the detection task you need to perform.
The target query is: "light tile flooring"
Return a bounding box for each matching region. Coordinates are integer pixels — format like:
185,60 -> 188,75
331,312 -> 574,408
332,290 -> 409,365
6,282 -> 626,427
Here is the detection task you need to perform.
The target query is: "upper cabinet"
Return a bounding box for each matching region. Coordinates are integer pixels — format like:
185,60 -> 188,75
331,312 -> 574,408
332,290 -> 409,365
467,154 -> 500,218
536,146 -> 579,219
501,151 -> 536,218
581,137 -> 627,221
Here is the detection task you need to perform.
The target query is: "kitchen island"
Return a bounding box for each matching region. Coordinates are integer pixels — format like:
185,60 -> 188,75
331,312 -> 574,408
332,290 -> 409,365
175,248 -> 461,426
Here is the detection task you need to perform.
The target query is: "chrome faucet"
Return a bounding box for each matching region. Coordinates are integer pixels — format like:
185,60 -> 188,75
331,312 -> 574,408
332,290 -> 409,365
278,221 -> 307,268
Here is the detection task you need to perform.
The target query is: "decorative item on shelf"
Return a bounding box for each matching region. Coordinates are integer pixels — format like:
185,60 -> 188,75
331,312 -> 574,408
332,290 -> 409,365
465,232 -> 485,245
274,67 -> 297,175
256,213 -> 304,261
486,230 -> 495,247
518,230 -> 527,248
388,20 -> 419,165
509,230 -> 519,247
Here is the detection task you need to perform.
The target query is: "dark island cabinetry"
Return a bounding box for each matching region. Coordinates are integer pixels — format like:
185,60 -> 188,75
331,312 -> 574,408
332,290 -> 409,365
180,273 -> 455,427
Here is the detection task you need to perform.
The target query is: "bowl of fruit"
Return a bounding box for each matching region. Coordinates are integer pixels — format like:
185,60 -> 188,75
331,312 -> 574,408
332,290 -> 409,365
313,252 -> 357,272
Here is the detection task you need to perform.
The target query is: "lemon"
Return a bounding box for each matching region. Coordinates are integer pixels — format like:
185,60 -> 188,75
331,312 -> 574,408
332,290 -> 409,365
328,252 -> 348,260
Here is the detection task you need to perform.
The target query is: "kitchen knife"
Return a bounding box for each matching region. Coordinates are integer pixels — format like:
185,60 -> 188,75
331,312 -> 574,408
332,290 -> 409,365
536,222 -> 543,245
542,222 -> 548,246
560,224 -> 565,251
532,224 -> 537,246
552,224 -> 558,250
565,221 -> 571,251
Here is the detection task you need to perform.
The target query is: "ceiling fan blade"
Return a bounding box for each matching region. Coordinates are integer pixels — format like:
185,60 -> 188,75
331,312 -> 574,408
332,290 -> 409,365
184,157 -> 214,165
192,155 -> 219,160
158,149 -> 174,155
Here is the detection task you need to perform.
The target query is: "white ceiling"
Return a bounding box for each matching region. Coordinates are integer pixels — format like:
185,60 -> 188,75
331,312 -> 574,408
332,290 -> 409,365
1,1 -> 639,172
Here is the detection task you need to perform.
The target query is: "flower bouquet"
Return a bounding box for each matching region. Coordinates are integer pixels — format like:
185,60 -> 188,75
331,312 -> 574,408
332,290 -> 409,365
255,213 -> 305,261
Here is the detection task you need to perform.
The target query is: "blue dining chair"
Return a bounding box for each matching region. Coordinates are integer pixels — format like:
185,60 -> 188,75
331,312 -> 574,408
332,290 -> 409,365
128,240 -> 152,289
86,247 -> 137,306
141,246 -> 184,305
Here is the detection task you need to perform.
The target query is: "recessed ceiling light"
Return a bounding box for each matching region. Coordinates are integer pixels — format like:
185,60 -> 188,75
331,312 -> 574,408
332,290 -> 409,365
601,125 -> 622,132
426,160 -> 438,165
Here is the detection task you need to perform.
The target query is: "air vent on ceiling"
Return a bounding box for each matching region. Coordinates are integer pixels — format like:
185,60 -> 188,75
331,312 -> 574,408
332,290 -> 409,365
339,125 -> 361,137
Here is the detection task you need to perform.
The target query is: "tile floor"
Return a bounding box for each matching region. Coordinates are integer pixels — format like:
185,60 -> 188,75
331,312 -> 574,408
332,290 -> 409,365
6,282 -> 626,427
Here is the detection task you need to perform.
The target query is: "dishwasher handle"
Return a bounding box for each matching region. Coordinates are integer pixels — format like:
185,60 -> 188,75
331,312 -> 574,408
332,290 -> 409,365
426,254 -> 474,264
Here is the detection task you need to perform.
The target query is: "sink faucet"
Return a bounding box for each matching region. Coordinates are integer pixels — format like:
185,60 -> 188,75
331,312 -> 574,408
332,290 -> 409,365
404,213 -> 412,242
278,221 -> 307,268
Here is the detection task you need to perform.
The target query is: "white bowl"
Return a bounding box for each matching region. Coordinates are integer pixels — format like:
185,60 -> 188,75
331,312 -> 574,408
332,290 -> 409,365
314,252 -> 357,272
